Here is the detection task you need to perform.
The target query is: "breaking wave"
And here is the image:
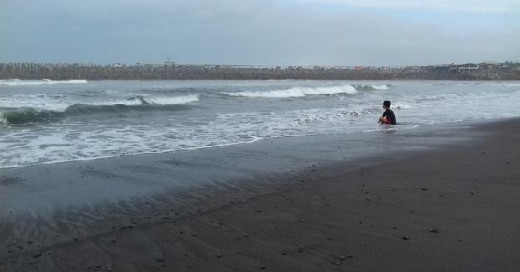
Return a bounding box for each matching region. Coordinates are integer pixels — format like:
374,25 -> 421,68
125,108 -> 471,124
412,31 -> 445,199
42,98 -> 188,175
0,108 -> 63,125
0,79 -> 88,86
222,85 -> 358,98
137,94 -> 199,105
353,84 -> 391,91
0,94 -> 199,125
222,84 -> 391,98
370,84 -> 390,90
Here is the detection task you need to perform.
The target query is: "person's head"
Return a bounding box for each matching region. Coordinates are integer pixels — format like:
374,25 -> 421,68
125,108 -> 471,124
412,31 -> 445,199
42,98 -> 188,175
383,100 -> 391,109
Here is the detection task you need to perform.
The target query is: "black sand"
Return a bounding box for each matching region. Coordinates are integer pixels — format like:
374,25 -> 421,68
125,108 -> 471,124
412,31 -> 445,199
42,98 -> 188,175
1,119 -> 519,271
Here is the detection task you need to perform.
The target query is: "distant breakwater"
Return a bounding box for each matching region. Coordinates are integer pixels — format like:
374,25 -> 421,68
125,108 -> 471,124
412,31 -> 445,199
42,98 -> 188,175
1,62 -> 519,80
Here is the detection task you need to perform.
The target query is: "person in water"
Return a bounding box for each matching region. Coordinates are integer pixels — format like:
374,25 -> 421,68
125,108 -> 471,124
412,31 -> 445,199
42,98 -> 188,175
378,100 -> 397,125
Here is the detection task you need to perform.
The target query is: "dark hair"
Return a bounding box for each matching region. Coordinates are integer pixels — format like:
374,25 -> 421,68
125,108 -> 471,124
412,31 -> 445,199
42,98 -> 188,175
383,100 -> 391,107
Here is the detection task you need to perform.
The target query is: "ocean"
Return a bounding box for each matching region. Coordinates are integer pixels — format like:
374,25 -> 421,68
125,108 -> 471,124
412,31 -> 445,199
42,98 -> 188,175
1,79 -> 519,169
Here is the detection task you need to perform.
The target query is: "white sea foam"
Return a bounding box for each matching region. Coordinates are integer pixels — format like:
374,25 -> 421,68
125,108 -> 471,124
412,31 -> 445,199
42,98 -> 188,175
0,112 -> 6,124
2,80 -> 520,169
145,94 -> 199,105
93,100 -> 143,106
0,95 -> 71,112
392,102 -> 412,110
0,98 -> 139,112
0,94 -> 199,115
0,79 -> 88,86
223,85 -> 357,98
371,84 -> 390,90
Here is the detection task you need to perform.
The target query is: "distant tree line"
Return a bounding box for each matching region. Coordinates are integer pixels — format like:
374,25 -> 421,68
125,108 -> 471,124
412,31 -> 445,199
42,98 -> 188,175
0,62 -> 519,80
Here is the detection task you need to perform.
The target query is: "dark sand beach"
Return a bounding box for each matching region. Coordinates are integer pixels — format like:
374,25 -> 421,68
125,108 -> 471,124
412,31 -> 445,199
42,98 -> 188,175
1,119 -> 519,271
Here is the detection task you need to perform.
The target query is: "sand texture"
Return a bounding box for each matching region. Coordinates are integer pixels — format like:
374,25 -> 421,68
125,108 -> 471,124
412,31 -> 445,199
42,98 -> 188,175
1,119 -> 519,271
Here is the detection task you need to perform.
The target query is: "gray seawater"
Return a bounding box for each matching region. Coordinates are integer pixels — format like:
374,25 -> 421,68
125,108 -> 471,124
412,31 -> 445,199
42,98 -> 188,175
1,79 -> 519,168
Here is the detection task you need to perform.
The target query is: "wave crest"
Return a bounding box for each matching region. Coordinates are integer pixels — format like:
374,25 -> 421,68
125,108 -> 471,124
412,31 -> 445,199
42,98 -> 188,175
0,79 -> 88,86
0,94 -> 199,125
353,84 -> 391,91
0,108 -> 64,124
371,84 -> 390,90
223,85 -> 358,98
144,94 -> 199,105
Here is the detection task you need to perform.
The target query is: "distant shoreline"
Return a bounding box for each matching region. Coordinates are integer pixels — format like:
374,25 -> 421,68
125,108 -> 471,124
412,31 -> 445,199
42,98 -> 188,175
1,62 -> 519,80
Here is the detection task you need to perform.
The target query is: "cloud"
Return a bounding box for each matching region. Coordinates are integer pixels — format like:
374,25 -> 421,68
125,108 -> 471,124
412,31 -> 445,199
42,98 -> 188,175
1,0 -> 519,65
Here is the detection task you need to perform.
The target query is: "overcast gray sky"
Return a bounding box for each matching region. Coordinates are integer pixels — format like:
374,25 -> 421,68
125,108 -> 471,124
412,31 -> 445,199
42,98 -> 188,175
1,0 -> 519,66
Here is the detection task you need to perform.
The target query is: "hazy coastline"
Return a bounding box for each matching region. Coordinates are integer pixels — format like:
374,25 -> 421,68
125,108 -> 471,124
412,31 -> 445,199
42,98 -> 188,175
1,62 -> 519,81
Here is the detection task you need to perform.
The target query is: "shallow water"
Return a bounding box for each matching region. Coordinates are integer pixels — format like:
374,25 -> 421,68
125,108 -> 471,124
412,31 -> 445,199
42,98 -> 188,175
1,79 -> 519,168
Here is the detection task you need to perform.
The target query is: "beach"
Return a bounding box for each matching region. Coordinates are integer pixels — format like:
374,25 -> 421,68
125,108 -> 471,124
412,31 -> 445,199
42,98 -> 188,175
1,118 -> 519,271
3,0 -> 520,270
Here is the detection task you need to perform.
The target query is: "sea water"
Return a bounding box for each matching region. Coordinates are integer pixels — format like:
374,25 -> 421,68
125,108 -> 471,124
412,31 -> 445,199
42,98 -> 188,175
1,79 -> 519,168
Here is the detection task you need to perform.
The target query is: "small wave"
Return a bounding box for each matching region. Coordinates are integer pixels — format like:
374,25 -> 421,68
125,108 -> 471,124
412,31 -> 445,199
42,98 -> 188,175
0,79 -> 88,86
1,94 -> 199,113
144,94 -> 199,105
370,84 -> 390,90
125,94 -> 199,105
223,85 -> 358,98
414,94 -> 461,103
115,97 -> 149,106
0,108 -> 64,124
0,99 -> 71,112
353,84 -> 391,91
0,95 -> 199,125
0,112 -> 7,125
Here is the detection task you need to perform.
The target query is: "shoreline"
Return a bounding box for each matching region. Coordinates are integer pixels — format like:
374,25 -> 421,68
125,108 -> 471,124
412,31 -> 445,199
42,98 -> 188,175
1,118 -> 519,271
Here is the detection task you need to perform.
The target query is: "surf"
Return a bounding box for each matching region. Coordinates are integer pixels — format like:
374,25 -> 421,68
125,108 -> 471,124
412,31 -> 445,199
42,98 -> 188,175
0,94 -> 200,125
0,79 -> 88,86
222,85 -> 359,98
221,84 -> 391,98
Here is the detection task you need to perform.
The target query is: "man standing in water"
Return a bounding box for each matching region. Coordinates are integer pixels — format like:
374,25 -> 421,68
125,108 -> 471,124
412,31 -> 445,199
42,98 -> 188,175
378,100 -> 397,125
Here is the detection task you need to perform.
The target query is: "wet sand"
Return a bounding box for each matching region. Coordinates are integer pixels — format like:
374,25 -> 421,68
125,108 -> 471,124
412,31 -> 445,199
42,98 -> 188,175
1,119 -> 519,271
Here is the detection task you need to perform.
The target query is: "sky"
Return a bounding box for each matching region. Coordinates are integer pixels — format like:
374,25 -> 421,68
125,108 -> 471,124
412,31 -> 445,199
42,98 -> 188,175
1,0 -> 519,66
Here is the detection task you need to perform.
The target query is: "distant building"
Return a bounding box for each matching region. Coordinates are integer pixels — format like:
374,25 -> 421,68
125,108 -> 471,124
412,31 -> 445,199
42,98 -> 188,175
450,63 -> 479,71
